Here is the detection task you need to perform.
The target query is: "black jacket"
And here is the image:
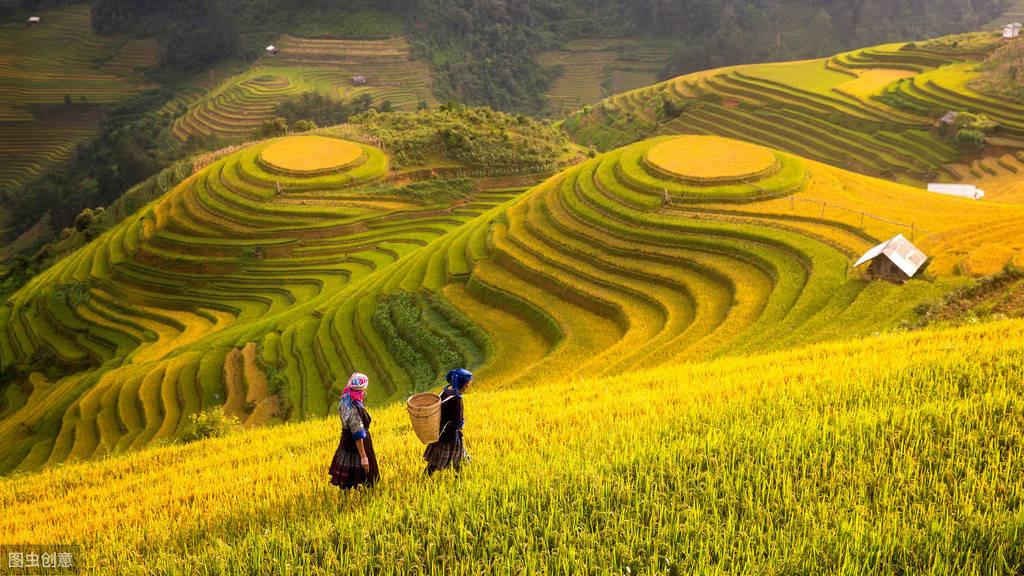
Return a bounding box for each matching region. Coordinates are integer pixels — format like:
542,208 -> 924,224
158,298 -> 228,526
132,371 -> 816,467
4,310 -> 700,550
438,388 -> 464,444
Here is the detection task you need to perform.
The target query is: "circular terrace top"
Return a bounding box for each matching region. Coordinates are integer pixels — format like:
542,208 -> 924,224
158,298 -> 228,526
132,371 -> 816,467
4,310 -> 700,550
260,136 -> 364,174
645,136 -> 777,183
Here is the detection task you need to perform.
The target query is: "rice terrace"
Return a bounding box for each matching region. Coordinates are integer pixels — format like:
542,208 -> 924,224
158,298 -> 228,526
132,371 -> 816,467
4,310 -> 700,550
1,0 -> 1024,574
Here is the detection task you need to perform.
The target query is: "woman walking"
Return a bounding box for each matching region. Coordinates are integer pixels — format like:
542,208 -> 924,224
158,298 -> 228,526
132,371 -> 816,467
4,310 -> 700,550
424,368 -> 472,476
329,372 -> 380,489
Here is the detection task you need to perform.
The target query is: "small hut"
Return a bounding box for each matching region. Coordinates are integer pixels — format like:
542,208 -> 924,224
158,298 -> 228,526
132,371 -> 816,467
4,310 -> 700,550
265,45 -> 279,55
1003,23 -> 1022,39
854,234 -> 928,283
27,16 -> 42,26
351,75 -> 367,85
937,111 -> 958,129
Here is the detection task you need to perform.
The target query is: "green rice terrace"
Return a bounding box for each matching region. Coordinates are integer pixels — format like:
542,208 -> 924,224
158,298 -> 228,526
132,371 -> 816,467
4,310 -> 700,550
170,36 -> 434,141
561,31 -> 1024,188
12,126 -> 1024,474
538,38 -> 673,117
0,4 -> 158,196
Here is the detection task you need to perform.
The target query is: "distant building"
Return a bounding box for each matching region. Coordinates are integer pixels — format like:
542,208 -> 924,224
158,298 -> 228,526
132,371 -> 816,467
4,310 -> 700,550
1004,23 -> 1022,39
265,45 -> 278,55
927,183 -> 985,199
27,16 -> 41,25
854,234 -> 929,283
351,75 -> 368,85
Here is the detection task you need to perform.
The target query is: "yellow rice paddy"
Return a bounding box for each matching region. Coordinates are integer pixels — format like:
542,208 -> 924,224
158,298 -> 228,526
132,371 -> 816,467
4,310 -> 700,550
645,135 -> 777,181
259,136 -> 364,173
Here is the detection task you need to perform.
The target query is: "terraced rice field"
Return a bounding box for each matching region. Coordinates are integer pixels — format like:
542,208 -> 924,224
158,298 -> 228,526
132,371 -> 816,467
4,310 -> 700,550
0,5 -> 158,194
984,0 -> 1024,29
2,316 -> 1023,573
538,39 -> 672,117
171,36 -> 434,141
0,131 -> 540,473
9,132 -> 1024,474
562,40 -> 1024,189
953,152 -> 1024,203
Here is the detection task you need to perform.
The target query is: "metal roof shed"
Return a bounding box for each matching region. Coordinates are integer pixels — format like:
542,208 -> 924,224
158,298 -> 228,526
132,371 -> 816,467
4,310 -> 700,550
854,234 -> 929,283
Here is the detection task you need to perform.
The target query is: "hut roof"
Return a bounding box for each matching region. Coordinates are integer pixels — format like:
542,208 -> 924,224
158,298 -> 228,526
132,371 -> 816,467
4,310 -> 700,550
854,234 -> 928,278
28,16 -> 41,22
939,111 -> 958,124
266,45 -> 277,51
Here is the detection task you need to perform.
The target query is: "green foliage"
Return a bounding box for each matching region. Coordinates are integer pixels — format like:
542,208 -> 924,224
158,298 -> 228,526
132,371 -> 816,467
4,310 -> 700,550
372,292 -> 468,392
658,97 -> 697,122
971,40 -> 1024,103
284,8 -> 404,39
240,245 -> 265,262
53,281 -> 91,308
181,407 -> 239,443
944,112 -> 998,150
272,92 -> 376,128
252,117 -> 288,139
352,104 -> 572,168
291,120 -> 316,133
955,128 -> 987,150
362,178 -> 476,205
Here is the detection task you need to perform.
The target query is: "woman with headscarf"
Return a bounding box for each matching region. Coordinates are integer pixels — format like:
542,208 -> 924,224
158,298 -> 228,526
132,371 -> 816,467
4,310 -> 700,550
329,372 -> 380,489
424,368 -> 473,476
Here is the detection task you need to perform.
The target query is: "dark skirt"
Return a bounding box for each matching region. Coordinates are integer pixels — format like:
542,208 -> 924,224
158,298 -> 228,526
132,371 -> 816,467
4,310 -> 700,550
329,431 -> 379,489
423,434 -> 467,471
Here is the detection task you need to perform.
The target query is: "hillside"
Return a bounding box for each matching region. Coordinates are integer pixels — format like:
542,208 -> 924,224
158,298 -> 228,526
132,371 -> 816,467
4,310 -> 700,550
170,36 -> 435,142
0,109 -> 579,474
1,318 -> 1022,573
7,130 -> 1024,473
0,4 -> 158,219
538,39 -> 673,117
560,34 -> 1024,188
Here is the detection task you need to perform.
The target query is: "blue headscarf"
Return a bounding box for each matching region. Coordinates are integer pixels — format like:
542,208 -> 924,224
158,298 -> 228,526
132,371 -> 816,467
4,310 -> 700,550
445,368 -> 473,396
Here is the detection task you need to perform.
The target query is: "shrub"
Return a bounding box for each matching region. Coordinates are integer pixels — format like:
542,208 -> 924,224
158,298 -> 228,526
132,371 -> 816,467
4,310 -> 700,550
182,407 -> 239,443
955,128 -> 986,151
252,117 -> 288,139
54,281 -> 91,307
291,120 -> 316,133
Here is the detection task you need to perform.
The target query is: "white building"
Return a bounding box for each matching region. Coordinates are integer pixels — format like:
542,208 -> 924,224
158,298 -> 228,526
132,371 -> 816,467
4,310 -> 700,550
265,45 -> 278,55
27,16 -> 41,25
927,183 -> 985,199
1004,23 -> 1022,39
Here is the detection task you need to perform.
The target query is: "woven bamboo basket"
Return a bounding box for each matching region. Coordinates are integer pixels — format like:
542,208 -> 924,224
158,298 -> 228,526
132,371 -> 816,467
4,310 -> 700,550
407,392 -> 442,444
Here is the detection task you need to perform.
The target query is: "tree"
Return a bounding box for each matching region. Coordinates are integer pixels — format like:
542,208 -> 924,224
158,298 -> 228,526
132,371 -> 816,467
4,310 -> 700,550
292,119 -> 316,132
253,117 -> 288,139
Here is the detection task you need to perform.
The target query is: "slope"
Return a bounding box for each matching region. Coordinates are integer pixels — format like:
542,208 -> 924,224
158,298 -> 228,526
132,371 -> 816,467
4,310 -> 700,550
1,318 -> 1022,574
560,33 -> 1024,188
6,131 -> 1024,474
0,4 -> 158,195
170,36 -> 434,142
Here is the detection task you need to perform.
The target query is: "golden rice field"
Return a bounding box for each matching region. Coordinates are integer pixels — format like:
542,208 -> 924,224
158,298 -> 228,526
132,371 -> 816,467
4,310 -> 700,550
3,25 -> 1024,572
259,135 -> 365,173
1,318 -> 1022,574
645,136 -> 778,182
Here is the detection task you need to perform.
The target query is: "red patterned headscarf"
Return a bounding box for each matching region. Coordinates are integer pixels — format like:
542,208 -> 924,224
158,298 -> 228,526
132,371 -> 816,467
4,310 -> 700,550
342,372 -> 369,403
